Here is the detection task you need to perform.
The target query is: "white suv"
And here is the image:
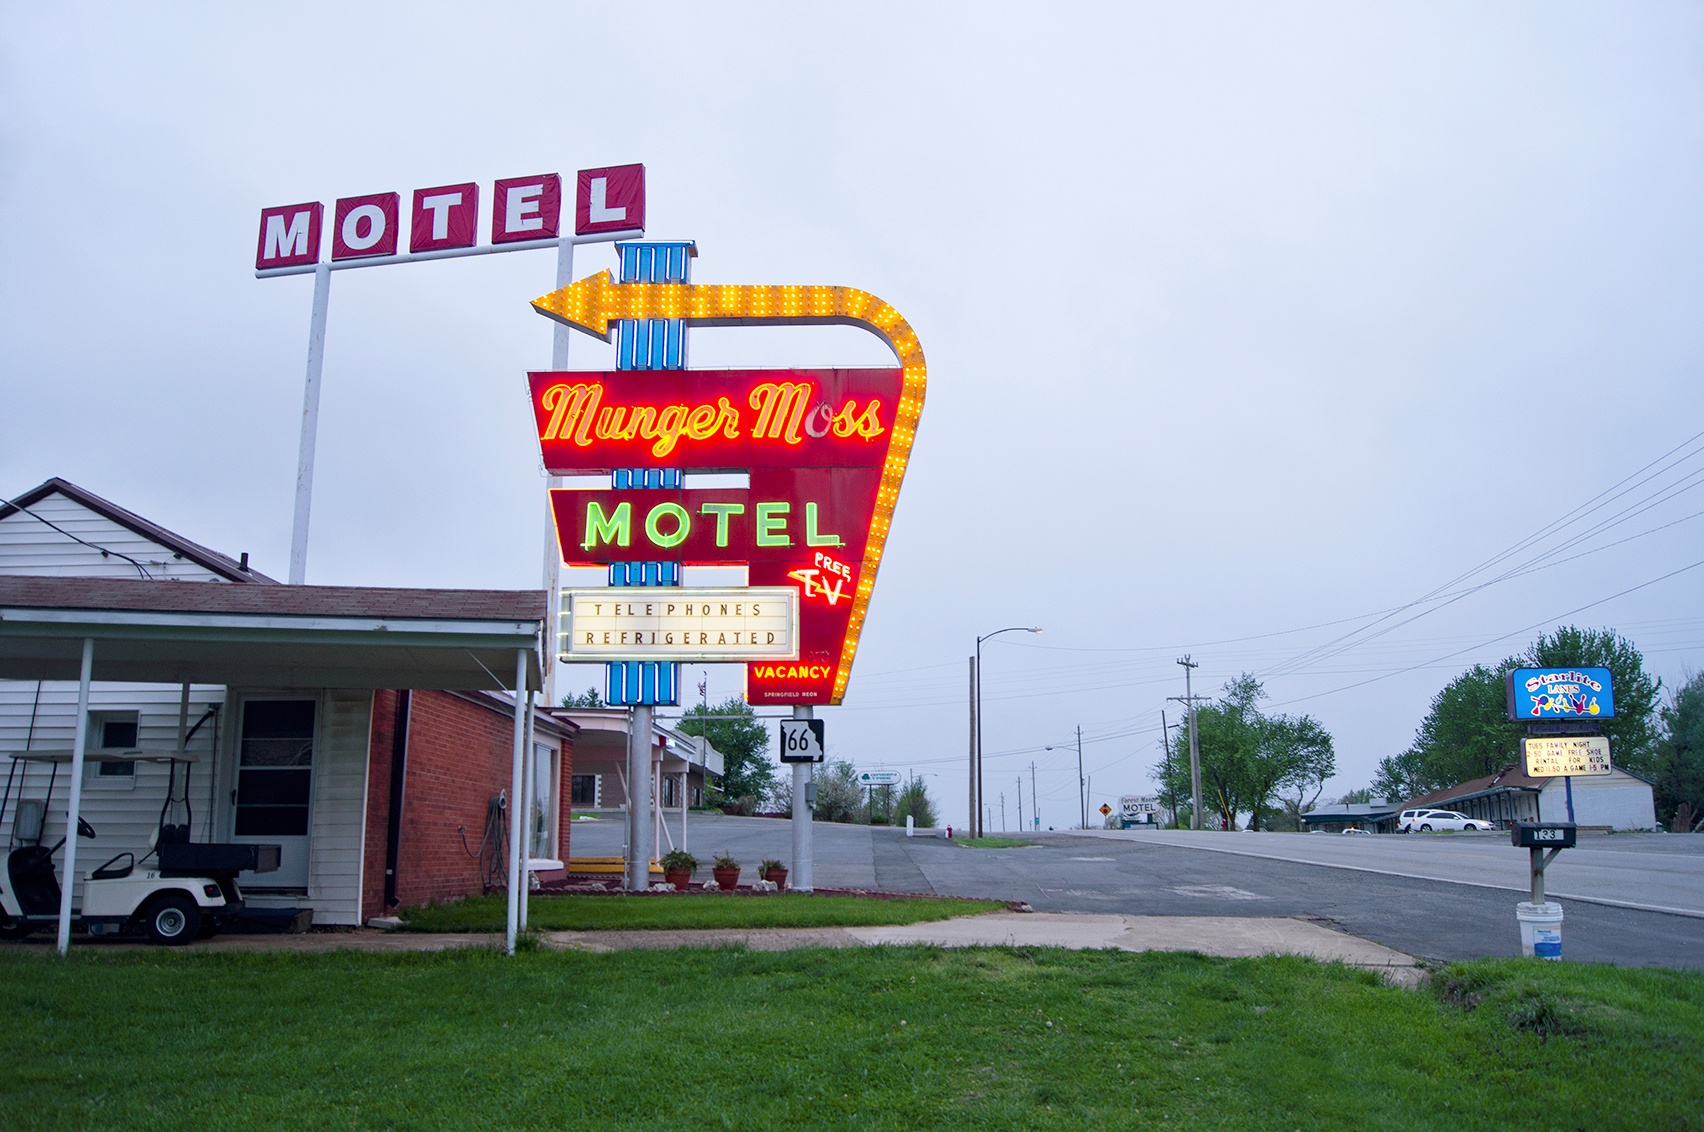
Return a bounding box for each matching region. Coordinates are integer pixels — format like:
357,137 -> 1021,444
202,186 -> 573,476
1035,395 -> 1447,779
1398,809 -> 1494,833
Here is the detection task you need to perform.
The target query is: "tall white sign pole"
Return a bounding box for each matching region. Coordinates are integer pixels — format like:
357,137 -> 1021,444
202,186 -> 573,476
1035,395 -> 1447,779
541,237 -> 574,708
791,706 -> 814,892
288,262 -> 331,585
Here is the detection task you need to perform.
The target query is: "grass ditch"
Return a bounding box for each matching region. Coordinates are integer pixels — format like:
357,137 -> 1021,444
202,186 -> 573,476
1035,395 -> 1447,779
0,948 -> 1697,1130
953,836 -> 1040,849
397,892 -> 1003,933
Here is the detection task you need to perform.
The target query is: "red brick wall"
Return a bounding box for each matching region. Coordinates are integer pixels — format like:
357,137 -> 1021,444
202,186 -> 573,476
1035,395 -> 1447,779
362,691 -> 573,921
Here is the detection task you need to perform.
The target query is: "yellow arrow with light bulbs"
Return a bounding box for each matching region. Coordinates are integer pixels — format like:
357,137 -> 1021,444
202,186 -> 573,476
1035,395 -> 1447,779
531,271 -> 927,705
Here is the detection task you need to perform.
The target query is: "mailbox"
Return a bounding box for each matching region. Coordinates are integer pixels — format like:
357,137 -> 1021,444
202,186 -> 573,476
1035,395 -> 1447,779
1511,822 -> 1576,849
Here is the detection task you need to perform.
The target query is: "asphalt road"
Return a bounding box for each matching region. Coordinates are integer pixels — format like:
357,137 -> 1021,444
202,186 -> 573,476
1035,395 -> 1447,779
569,814 -> 1704,968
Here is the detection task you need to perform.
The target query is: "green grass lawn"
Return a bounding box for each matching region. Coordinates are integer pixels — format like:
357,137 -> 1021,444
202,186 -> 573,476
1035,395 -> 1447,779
1,946 -> 1698,1130
954,836 -> 1039,849
399,892 -> 1003,933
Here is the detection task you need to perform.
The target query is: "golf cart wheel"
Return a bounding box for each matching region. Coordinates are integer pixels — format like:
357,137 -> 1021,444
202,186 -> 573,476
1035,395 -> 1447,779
1419,824 -> 1432,832
142,893 -> 201,945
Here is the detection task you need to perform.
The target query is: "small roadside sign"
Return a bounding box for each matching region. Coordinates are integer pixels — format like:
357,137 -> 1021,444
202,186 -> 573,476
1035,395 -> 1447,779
859,771 -> 902,786
778,719 -> 825,763
1099,803 -> 1112,817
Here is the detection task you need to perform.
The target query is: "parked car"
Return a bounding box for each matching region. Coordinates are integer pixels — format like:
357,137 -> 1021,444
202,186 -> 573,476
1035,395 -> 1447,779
1398,808 -> 1494,833
1341,826 -> 1373,836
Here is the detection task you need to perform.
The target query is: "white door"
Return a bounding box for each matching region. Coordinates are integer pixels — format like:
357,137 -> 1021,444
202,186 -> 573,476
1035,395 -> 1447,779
229,698 -> 316,890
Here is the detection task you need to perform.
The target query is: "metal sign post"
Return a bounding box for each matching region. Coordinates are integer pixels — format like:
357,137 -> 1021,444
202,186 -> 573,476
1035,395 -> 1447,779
781,709 -> 821,892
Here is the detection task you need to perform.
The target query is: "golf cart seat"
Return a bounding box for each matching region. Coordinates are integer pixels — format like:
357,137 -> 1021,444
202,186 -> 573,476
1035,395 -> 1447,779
7,846 -> 60,916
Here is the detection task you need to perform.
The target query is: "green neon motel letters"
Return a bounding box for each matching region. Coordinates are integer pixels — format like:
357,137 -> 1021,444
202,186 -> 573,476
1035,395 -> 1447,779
755,501 -> 791,547
698,503 -> 745,547
582,501 -> 631,549
645,502 -> 691,548
804,502 -> 843,547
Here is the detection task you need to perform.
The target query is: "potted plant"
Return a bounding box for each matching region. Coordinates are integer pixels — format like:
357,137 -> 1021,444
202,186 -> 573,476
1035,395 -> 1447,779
760,858 -> 787,889
711,852 -> 741,891
661,849 -> 697,891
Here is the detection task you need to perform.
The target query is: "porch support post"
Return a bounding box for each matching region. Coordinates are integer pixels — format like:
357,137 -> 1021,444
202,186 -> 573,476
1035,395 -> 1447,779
505,648 -> 528,956
57,637 -> 94,956
520,694 -> 536,931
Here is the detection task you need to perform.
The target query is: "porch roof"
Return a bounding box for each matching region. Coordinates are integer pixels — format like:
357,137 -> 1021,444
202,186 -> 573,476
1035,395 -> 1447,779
0,576 -> 544,691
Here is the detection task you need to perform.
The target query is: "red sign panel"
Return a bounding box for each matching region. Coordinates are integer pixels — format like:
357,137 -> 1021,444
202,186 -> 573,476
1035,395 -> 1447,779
410,182 -> 479,252
528,369 -> 902,473
575,164 -> 645,235
255,202 -> 323,269
550,468 -> 875,707
332,192 -> 400,260
492,174 -> 561,244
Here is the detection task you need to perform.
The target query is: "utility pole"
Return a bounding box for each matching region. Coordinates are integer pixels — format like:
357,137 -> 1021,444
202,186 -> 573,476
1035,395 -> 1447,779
1000,792 -> 1006,833
1016,773 -> 1024,833
1173,656 -> 1205,831
1031,761 -> 1039,830
967,656 -> 976,837
1076,726 -> 1085,829
1160,709 -> 1179,829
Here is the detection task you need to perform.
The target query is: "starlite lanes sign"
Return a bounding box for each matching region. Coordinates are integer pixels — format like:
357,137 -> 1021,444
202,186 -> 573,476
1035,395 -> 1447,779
1505,667 -> 1616,721
560,587 -> 797,662
530,273 -> 926,705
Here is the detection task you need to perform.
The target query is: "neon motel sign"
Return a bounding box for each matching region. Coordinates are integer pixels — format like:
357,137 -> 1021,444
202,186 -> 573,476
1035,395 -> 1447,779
529,276 -> 926,705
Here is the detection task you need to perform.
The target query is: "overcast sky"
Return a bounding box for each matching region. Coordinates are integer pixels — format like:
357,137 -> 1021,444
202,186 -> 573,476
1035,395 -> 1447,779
4,4 -> 1701,830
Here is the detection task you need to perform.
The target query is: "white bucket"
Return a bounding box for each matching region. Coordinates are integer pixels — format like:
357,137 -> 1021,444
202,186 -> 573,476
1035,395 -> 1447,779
1516,901 -> 1564,959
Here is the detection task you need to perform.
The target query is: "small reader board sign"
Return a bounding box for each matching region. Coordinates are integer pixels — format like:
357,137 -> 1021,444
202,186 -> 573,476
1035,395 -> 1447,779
858,771 -> 902,786
778,718 -> 825,763
560,587 -> 797,662
1522,735 -> 1612,778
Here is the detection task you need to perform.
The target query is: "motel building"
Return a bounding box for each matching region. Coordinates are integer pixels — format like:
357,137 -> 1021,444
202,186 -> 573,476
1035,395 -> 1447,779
0,478 -> 632,929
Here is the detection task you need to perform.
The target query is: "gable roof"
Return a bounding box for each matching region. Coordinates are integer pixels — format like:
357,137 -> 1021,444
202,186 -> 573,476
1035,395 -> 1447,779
1405,765 -> 1548,810
0,477 -> 277,584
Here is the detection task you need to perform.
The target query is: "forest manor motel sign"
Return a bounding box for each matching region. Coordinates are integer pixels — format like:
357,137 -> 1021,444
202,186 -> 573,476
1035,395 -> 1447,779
255,166 -> 926,706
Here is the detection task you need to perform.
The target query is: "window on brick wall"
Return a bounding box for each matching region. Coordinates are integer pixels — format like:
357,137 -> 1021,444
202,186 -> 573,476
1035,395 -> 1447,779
571,775 -> 597,805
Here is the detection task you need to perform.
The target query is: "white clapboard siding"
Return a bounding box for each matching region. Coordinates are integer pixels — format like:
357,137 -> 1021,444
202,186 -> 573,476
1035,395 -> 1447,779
0,491 -> 231,581
305,689 -> 373,925
0,681 -> 226,909
1537,767 -> 1657,830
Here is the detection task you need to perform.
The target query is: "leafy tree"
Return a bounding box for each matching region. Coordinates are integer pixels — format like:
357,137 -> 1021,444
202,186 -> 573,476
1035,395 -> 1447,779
1524,627 -> 1662,775
814,759 -> 865,824
895,776 -> 938,828
675,695 -> 776,804
1151,674 -> 1336,830
1337,788 -> 1376,805
1653,670 -> 1704,830
559,686 -> 604,708
1370,748 -> 1428,802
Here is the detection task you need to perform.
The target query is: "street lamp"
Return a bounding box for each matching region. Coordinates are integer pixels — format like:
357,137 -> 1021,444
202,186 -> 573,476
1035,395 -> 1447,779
974,625 -> 1040,838
1045,725 -> 1085,830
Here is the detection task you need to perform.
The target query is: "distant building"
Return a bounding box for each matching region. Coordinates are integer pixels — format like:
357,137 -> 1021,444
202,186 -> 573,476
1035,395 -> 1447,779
1300,800 -> 1401,834
1403,764 -> 1656,832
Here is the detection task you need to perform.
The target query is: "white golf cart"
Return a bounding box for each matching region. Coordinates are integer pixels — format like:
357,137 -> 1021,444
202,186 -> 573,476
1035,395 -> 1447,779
1,750 -> 279,945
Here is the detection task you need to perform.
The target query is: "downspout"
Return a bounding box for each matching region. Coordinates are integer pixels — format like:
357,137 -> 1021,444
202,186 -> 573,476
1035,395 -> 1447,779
383,690 -> 411,910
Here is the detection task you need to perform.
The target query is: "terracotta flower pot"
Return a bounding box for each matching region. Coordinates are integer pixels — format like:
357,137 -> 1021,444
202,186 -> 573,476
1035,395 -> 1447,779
763,868 -> 788,890
712,866 -> 741,890
665,868 -> 692,891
